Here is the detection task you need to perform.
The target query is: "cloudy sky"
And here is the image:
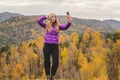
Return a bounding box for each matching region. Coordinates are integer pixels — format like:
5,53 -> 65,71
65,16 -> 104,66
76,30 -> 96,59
0,0 -> 120,20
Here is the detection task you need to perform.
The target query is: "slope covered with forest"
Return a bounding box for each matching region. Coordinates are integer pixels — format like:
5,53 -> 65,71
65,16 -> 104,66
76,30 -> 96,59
0,29 -> 120,80
0,12 -> 120,80
0,15 -> 114,46
0,12 -> 22,22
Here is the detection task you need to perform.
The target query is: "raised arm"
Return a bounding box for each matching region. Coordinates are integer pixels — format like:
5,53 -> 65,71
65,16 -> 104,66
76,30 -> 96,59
59,12 -> 72,30
37,16 -> 47,28
59,22 -> 71,30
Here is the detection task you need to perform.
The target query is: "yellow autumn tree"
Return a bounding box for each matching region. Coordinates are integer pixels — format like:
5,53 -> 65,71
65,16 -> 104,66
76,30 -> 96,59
90,47 -> 108,80
78,50 -> 94,80
82,28 -> 91,44
70,32 -> 79,45
12,64 -> 24,80
110,40 -> 120,80
80,28 -> 91,54
91,31 -> 103,48
61,47 -> 68,66
69,32 -> 78,57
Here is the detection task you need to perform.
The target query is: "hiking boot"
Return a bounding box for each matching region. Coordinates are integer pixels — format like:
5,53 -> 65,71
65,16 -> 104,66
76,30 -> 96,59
46,75 -> 51,80
51,76 -> 55,80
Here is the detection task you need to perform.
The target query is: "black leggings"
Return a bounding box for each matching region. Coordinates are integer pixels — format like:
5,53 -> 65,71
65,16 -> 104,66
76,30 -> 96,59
43,43 -> 59,76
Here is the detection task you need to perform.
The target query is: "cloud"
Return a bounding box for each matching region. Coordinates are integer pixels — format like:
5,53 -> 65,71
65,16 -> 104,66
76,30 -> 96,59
0,0 -> 120,20
44,0 -> 64,3
0,0 -> 65,6
0,0 -> 48,6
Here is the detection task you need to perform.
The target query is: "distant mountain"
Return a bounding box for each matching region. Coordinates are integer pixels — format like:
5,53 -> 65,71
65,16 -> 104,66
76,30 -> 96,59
103,19 -> 120,29
72,17 -> 112,31
0,12 -> 23,22
0,15 -> 114,46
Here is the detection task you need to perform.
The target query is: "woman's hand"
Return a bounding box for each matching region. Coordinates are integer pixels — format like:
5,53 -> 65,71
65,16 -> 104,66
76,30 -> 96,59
46,15 -> 49,20
66,12 -> 72,23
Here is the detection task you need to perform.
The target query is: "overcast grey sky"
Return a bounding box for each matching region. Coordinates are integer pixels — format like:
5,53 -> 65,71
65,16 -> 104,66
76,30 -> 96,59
0,0 -> 120,20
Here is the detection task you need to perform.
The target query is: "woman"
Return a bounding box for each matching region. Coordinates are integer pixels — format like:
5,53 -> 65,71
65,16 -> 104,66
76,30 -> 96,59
37,12 -> 72,80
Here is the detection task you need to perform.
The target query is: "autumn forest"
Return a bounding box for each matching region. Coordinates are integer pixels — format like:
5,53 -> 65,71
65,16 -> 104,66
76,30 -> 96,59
0,14 -> 120,80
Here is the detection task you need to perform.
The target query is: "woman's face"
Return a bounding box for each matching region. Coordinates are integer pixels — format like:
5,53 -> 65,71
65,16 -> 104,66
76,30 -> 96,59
50,16 -> 56,23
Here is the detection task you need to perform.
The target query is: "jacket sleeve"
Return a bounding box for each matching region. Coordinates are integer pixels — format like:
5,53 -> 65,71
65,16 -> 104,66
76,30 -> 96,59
59,22 -> 71,30
37,16 -> 47,28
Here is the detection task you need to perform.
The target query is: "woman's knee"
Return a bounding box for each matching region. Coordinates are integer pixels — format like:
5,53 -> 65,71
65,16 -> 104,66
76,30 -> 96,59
53,59 -> 59,67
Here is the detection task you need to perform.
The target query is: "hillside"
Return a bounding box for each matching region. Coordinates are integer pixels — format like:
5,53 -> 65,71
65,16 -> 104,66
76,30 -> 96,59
0,15 -> 114,46
0,26 -> 120,80
0,16 -> 41,46
0,13 -> 120,80
72,17 -> 113,31
0,12 -> 23,22
104,19 -> 120,29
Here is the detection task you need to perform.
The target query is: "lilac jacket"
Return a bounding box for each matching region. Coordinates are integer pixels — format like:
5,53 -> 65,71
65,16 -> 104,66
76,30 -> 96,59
37,16 -> 71,44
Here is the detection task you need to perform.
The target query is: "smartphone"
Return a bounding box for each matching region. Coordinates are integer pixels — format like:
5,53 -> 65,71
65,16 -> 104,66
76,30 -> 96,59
66,12 -> 70,15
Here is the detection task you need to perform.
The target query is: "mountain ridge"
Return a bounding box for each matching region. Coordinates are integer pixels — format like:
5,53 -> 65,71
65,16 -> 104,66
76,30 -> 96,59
0,12 -> 23,22
0,12 -> 120,46
103,19 -> 120,29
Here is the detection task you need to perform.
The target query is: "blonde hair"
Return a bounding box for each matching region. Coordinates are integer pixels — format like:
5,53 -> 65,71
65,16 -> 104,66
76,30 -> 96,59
45,13 -> 59,33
